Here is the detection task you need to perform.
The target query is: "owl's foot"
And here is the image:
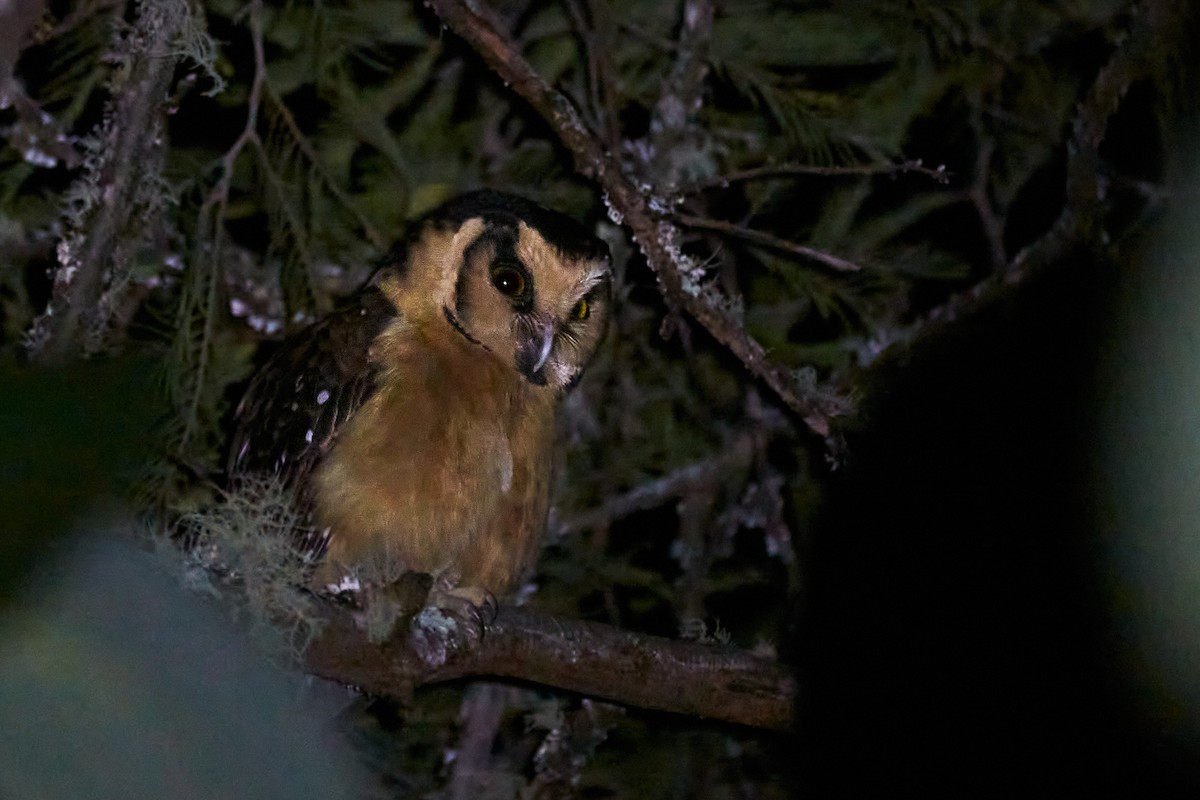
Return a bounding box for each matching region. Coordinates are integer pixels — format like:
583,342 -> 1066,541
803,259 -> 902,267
403,580 -> 497,667
428,583 -> 498,631
357,572 -> 497,666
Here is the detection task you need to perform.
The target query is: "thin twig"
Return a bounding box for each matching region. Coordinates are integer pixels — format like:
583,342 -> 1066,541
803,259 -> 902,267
564,0 -> 620,151
204,0 -> 266,212
48,0 -> 124,39
553,430 -> 757,538
673,212 -> 866,273
181,0 -> 269,450
964,136 -> 1007,271
203,0 -> 383,252
685,159 -> 952,191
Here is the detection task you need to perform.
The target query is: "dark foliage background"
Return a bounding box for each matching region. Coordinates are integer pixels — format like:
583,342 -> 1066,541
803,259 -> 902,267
1,0 -> 1198,796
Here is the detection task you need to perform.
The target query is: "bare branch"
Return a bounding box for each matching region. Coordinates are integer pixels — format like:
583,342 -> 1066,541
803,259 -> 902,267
203,0 -> 267,216
963,135 -> 1007,272
564,0 -> 621,151
685,159 -> 952,191
1006,0 -> 1179,282
178,0 -> 269,453
553,429 -> 757,538
661,0 -> 713,121
306,602 -> 796,731
674,212 -> 866,273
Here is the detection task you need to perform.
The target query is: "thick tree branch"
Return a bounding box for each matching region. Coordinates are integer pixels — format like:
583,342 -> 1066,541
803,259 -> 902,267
306,601 -> 795,731
425,0 -> 847,438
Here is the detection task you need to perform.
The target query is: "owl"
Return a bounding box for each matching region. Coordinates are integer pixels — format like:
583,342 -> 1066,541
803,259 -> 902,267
228,190 -> 612,604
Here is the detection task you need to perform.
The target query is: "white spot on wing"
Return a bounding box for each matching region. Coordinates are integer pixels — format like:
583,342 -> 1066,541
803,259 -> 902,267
328,574 -> 360,593
316,389 -> 330,405
305,429 -> 314,443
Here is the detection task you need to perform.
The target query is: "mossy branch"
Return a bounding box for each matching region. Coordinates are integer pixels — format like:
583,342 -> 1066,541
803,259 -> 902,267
27,0 -> 185,362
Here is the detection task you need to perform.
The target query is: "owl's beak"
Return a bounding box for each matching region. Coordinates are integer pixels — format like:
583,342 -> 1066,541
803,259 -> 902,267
516,320 -> 557,385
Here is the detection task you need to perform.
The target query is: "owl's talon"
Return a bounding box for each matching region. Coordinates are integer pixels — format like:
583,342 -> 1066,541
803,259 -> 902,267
403,585 -> 497,665
479,591 -> 499,625
425,583 -> 494,643
465,604 -> 487,642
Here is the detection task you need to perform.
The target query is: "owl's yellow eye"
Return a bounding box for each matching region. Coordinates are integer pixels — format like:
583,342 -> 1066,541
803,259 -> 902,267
571,299 -> 590,320
490,264 -> 526,297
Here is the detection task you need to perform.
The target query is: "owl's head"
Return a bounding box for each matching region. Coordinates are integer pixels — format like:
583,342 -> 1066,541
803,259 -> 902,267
383,190 -> 612,390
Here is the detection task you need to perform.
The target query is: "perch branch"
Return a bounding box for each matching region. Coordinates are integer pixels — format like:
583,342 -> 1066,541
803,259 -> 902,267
306,601 -> 795,731
425,0 -> 848,438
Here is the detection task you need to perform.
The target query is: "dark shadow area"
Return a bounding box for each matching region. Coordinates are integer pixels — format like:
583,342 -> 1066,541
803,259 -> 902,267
801,254 -> 1200,794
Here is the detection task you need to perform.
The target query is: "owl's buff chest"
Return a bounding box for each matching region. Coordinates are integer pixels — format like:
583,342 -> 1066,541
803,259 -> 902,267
310,332 -> 553,582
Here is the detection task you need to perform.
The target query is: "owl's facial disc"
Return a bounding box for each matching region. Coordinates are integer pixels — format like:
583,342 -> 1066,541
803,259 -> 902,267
439,215 -> 609,391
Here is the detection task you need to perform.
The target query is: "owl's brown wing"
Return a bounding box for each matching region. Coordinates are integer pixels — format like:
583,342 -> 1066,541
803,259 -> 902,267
227,281 -> 398,556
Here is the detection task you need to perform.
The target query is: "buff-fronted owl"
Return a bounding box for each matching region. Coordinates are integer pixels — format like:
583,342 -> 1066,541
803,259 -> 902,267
228,190 -> 612,600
